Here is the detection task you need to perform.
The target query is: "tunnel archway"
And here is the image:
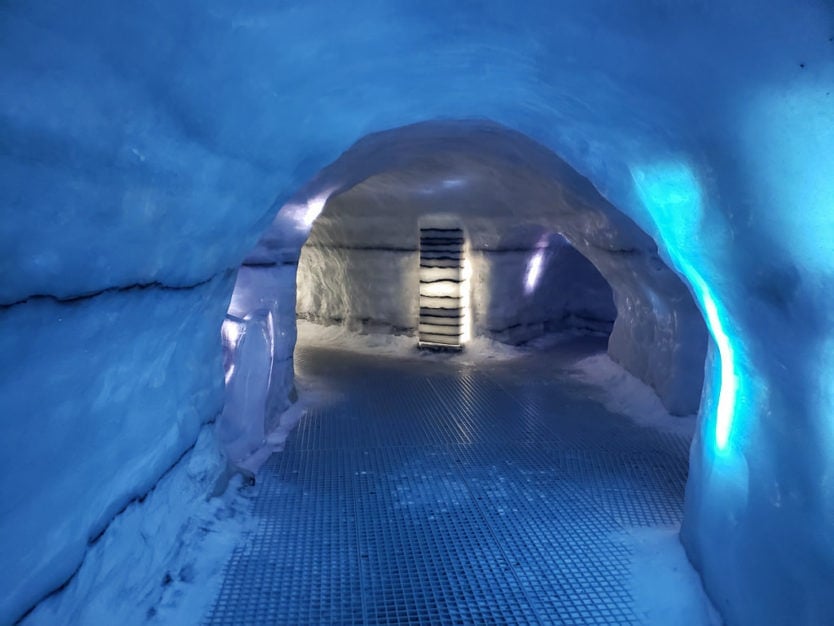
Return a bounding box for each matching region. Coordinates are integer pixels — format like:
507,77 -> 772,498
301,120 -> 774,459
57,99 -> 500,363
225,119 -> 709,465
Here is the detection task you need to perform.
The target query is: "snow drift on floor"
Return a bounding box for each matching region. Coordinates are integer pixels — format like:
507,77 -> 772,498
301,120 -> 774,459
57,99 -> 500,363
297,318 -> 567,364
621,527 -> 721,626
568,353 -> 699,438
22,427 -> 257,626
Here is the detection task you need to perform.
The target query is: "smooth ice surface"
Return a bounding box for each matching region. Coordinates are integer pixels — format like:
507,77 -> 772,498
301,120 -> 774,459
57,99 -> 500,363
217,312 -> 275,466
227,265 -> 298,422
206,328 -> 718,624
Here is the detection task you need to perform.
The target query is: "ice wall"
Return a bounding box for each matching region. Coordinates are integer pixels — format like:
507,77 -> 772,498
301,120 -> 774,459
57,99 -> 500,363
297,242 -> 419,334
0,275 -> 233,623
221,264 -> 298,467
472,235 -> 617,344
296,212 -> 616,343
2,0 -> 833,623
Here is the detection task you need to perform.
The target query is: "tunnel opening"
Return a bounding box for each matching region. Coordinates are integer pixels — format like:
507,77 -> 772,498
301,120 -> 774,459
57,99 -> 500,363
225,120 -> 708,452
215,119 -> 714,622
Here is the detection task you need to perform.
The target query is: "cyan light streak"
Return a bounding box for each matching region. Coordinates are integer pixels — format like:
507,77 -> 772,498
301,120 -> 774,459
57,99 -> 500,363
684,269 -> 738,450
632,163 -> 738,451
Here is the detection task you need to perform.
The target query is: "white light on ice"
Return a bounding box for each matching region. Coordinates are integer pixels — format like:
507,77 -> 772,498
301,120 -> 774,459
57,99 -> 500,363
524,249 -> 545,295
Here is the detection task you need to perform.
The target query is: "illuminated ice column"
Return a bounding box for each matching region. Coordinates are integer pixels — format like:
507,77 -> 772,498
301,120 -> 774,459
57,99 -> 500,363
418,224 -> 469,348
631,163 -> 740,453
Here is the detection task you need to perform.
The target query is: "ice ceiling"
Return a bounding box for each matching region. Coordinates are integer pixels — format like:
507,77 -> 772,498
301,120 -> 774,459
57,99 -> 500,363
1,0 -> 833,624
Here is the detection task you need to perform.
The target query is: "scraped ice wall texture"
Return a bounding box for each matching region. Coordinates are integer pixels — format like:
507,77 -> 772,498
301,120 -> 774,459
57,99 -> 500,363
296,200 -> 617,343
2,0 -> 832,623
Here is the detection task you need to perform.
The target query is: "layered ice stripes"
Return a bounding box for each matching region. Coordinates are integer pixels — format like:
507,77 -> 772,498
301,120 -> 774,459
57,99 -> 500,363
418,228 -> 467,348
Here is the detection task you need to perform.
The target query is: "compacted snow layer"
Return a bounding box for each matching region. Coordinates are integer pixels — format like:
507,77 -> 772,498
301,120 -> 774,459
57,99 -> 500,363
297,245 -> 420,333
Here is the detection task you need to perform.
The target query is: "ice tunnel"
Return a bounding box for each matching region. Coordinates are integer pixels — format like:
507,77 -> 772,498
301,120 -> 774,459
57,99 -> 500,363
230,121 -> 707,426
2,0 -> 834,625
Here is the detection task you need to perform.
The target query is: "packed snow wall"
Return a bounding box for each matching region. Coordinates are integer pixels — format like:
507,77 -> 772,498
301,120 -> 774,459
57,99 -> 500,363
296,211 -> 616,343
2,0 -> 833,623
297,243 -> 419,334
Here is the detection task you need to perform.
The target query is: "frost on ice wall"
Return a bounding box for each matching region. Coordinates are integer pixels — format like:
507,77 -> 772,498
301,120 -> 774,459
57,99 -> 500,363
2,0 -> 833,623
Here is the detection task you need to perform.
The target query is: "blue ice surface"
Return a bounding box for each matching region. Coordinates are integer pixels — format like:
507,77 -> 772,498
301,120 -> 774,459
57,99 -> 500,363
1,0 -> 833,623
631,163 -> 738,453
0,0 -> 825,301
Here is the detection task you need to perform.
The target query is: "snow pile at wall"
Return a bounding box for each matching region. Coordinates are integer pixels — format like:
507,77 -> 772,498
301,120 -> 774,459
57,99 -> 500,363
297,318 -> 520,363
570,354 -> 697,438
622,527 -> 721,626
21,427 -> 255,626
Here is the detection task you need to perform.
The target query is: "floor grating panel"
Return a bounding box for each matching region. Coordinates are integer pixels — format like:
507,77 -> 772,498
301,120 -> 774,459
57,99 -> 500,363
207,341 -> 691,625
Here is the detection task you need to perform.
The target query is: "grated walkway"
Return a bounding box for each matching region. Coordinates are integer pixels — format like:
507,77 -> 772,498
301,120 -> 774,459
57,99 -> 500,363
207,338 -> 691,625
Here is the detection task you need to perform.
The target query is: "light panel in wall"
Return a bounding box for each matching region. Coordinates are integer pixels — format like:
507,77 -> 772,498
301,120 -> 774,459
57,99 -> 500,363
418,227 -> 468,349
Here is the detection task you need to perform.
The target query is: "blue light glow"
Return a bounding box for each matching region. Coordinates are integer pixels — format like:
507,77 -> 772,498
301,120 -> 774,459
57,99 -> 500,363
632,163 -> 739,451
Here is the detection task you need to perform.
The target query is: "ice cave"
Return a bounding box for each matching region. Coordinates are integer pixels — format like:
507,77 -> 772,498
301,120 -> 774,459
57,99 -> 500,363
1,1 -> 833,625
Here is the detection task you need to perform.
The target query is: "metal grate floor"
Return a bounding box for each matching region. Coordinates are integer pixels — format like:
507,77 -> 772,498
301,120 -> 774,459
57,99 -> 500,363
207,337 -> 691,625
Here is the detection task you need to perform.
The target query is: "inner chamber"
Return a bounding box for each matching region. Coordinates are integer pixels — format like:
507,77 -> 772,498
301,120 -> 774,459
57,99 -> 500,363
296,183 -> 618,350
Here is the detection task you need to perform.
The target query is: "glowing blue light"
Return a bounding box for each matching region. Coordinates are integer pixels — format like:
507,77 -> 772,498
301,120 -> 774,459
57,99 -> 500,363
632,163 -> 739,451
687,271 -> 738,450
